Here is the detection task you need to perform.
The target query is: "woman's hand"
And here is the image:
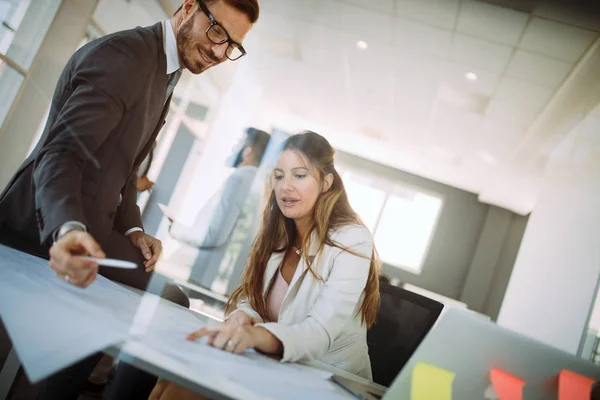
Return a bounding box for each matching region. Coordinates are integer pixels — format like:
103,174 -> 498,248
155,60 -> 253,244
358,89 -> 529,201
225,310 -> 261,327
187,322 -> 259,354
187,323 -> 282,356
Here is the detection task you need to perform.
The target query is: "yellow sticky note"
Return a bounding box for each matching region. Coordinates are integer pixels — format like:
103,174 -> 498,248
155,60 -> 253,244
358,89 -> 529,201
411,362 -> 455,400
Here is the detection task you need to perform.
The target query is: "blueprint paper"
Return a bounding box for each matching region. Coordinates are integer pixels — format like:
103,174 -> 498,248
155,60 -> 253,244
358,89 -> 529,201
129,318 -> 341,399
0,245 -> 137,382
0,244 -> 350,398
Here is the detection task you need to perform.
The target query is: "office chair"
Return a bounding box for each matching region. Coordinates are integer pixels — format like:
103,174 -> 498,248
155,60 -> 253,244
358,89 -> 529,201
367,281 -> 444,387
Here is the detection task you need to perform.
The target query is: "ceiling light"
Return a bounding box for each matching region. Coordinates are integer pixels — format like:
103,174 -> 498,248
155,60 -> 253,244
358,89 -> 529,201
356,40 -> 368,50
465,72 -> 478,81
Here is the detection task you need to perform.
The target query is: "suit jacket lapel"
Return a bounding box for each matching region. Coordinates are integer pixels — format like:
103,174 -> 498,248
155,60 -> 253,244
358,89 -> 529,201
134,94 -> 172,168
133,22 -> 170,168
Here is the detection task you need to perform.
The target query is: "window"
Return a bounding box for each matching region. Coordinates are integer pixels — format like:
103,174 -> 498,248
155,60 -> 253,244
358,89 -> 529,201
338,164 -> 443,274
0,0 -> 61,128
1,0 -> 61,70
343,171 -> 386,231
374,189 -> 442,271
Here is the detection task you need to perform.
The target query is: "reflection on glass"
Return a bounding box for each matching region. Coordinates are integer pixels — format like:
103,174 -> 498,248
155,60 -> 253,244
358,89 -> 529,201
0,0 -> 61,70
375,191 -> 442,272
343,171 -> 386,232
0,61 -> 24,127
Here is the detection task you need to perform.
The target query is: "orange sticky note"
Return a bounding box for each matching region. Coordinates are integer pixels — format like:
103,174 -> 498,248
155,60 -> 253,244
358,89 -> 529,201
558,369 -> 595,400
490,368 -> 525,400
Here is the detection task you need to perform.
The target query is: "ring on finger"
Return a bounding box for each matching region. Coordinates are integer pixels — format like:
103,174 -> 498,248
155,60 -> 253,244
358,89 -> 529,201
64,274 -> 71,283
227,340 -> 235,349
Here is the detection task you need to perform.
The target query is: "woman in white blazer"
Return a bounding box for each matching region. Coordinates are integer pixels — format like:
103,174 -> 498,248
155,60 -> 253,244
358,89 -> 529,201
150,131 -> 380,399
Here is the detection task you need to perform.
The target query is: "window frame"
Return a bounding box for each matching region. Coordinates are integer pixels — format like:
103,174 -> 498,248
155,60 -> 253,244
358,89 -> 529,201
337,161 -> 445,274
0,0 -> 62,131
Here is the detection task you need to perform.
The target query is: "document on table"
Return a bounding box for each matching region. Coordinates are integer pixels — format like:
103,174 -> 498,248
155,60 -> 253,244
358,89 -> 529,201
0,244 -> 353,398
129,317 -> 342,400
0,245 -> 140,382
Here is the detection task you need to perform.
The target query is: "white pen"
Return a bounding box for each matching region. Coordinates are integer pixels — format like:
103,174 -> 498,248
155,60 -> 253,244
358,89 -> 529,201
76,256 -> 137,269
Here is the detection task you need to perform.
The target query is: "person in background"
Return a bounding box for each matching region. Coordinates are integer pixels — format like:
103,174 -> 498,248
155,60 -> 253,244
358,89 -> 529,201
0,0 -> 259,399
150,131 -> 381,399
169,127 -> 270,288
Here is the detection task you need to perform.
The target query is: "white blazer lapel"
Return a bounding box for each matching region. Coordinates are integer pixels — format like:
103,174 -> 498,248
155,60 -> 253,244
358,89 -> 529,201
262,252 -> 285,297
285,230 -> 321,293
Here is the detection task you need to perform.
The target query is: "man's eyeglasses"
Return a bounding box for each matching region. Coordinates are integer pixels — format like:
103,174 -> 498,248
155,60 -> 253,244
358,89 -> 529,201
197,1 -> 246,61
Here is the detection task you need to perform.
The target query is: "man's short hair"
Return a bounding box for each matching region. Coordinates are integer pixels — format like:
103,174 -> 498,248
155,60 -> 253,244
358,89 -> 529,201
245,128 -> 270,164
174,0 -> 260,24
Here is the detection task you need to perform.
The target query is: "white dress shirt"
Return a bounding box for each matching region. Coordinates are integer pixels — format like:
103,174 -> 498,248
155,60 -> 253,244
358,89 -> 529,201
163,19 -> 181,74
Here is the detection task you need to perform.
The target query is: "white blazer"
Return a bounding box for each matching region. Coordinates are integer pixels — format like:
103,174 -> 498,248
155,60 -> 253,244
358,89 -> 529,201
233,224 -> 374,380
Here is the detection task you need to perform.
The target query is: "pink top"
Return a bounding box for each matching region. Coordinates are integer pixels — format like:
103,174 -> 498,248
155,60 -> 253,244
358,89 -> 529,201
267,268 -> 290,322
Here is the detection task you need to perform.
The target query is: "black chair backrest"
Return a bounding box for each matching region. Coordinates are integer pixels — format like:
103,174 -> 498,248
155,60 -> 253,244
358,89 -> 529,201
367,283 -> 444,387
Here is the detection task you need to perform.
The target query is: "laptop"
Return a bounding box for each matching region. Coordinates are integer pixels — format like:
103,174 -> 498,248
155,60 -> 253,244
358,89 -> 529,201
334,308 -> 600,399
332,375 -> 386,400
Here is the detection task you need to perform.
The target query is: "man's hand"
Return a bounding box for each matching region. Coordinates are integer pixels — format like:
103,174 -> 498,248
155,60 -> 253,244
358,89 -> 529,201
49,230 -> 105,288
128,231 -> 162,272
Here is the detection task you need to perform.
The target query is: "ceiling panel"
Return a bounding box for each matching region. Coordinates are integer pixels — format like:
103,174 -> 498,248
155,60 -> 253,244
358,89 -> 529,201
274,0 -> 343,29
220,0 -> 600,214
350,62 -> 395,110
394,0 -> 460,30
339,0 -> 395,15
394,51 -> 445,98
448,33 -> 514,74
479,0 -> 537,13
394,73 -> 438,138
485,99 -> 539,129
347,42 -> 395,77
533,0 -> 600,32
457,0 -> 529,46
256,0 -> 291,16
494,77 -> 554,112
505,49 -> 572,88
442,61 -> 499,96
393,17 -> 452,57
300,25 -> 349,65
251,11 -> 295,37
431,102 -> 482,154
339,2 -> 394,44
478,119 -> 524,158
519,17 -> 598,63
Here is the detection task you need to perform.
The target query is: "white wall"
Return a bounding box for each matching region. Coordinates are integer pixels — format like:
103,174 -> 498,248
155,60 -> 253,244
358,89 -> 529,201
92,0 -> 167,34
497,120 -> 600,353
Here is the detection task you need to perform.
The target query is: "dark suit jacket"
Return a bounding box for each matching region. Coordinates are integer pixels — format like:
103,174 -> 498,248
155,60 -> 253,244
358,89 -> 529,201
0,22 -> 172,256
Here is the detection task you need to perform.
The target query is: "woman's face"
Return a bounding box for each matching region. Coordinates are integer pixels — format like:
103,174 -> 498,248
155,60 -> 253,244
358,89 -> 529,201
273,150 -> 324,222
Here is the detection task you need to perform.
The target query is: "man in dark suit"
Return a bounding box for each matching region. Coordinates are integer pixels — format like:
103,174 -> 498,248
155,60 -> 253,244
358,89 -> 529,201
0,0 -> 259,398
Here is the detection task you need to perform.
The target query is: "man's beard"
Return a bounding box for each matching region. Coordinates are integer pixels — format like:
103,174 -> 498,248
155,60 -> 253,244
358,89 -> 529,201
177,17 -> 218,74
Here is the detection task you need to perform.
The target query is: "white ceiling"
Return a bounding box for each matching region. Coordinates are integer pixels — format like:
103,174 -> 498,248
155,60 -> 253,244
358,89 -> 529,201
145,0 -> 600,214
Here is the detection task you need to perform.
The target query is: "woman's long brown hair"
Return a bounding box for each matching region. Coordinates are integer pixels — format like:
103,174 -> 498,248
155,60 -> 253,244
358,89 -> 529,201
226,131 -> 381,327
